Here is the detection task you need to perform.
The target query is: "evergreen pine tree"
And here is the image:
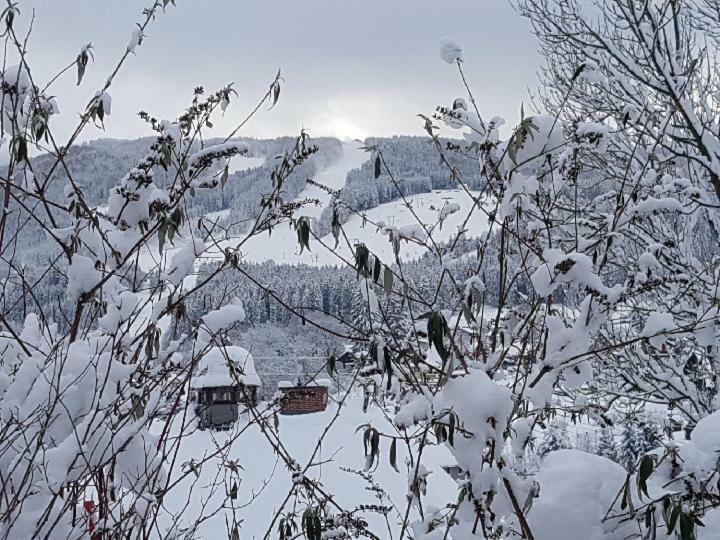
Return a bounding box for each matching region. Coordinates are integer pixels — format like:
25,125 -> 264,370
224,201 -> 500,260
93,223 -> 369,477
537,419 -> 571,458
349,281 -> 371,339
381,292 -> 410,347
575,431 -> 595,453
636,419 -> 662,455
619,423 -> 642,472
596,427 -> 617,462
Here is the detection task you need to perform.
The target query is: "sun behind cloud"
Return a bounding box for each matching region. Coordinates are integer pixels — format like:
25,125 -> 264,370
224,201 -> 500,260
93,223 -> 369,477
321,115 -> 368,141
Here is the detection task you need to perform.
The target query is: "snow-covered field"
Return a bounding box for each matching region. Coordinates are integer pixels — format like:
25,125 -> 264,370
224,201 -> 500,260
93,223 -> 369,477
214,188 -> 488,266
155,395 -> 455,539
135,154 -> 265,276
228,155 -> 265,174
309,188 -> 488,265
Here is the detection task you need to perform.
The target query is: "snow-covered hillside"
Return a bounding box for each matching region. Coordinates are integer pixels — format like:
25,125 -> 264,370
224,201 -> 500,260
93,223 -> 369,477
220,188 -> 488,266
228,155 -> 265,174
313,188 -> 488,265
135,154 -> 266,275
138,142 -> 489,272
202,141 -> 488,266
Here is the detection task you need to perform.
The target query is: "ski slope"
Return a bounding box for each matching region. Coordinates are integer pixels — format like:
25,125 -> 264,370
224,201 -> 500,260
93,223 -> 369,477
211,141 -> 368,264
135,154 -> 265,277
206,139 -> 489,265
228,155 -> 265,174
312,189 -> 489,265
154,394 -> 455,539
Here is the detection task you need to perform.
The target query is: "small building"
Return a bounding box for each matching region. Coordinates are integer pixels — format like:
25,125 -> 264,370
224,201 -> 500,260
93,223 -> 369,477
441,465 -> 466,482
192,346 -> 261,430
334,344 -> 358,370
278,379 -> 330,415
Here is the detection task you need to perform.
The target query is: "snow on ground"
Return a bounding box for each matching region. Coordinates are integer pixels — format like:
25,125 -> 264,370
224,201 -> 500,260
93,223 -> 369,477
135,142 -> 364,274
314,189 -> 488,265
292,143 -> 366,220
204,208 -> 231,222
154,394 -> 455,539
135,154 -> 265,276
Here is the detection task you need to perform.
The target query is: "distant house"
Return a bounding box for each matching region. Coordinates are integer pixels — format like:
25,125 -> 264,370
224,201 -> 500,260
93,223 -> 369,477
441,465 -> 466,482
278,379 -> 330,415
192,346 -> 261,430
336,345 -> 357,370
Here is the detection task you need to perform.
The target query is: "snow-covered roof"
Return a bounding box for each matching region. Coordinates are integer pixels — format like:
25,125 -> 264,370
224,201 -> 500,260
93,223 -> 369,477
277,379 -> 331,389
192,345 -> 260,388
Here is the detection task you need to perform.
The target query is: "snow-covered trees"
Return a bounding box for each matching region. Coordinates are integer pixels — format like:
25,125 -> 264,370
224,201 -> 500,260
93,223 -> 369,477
316,136 -> 483,236
537,420 -> 572,458
333,5 -> 720,535
596,427 -> 617,462
3,0 -> 720,538
619,423 -> 644,472
0,2 -> 350,537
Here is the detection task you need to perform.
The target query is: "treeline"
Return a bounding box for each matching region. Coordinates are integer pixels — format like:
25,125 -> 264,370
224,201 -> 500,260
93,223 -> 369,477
183,232 -> 532,331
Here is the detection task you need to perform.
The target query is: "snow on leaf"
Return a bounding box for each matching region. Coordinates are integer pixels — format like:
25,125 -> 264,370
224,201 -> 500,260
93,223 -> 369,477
162,236 -> 205,287
439,38 -> 463,64
641,311 -> 677,348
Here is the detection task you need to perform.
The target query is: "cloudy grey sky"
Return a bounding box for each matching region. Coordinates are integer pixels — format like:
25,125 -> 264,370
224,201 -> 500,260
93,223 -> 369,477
21,0 -> 541,142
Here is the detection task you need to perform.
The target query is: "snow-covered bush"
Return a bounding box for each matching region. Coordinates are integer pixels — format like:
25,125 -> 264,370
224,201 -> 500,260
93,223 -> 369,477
0,3 -> 331,538
3,0 -> 720,538
326,4 -> 720,536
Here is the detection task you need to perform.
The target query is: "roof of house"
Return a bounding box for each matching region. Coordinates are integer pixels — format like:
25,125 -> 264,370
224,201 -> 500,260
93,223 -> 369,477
278,379 -> 331,389
192,345 -> 261,389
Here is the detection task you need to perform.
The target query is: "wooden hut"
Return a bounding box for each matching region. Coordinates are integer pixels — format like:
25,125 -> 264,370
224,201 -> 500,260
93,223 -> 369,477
336,345 -> 358,370
192,346 -> 261,430
277,379 -> 330,415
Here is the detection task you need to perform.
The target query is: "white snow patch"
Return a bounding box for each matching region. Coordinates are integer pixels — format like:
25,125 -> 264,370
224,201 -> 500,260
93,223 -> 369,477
530,450 -> 634,540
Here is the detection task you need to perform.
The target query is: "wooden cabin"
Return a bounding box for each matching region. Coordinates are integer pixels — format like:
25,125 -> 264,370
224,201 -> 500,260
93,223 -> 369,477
192,346 -> 261,430
278,379 -> 330,415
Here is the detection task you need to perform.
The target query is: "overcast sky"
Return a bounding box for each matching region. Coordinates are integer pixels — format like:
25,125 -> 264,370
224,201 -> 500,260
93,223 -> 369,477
20,0 -> 541,142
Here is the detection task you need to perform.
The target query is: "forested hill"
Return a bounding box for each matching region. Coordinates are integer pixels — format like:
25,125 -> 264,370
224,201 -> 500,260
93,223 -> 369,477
1,136 -> 341,328
31,135 -> 343,217
10,136 -> 341,265
2,134 -> 486,330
